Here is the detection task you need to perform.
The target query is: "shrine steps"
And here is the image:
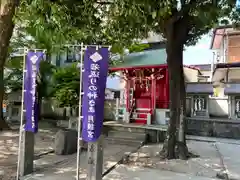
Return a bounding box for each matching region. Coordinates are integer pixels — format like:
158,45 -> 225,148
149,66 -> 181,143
105,130 -> 147,146
103,121 -> 168,144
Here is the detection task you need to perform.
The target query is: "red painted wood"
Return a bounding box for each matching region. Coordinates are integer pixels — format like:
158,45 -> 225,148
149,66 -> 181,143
110,64 -> 199,71
123,67 -> 170,124
155,68 -> 169,109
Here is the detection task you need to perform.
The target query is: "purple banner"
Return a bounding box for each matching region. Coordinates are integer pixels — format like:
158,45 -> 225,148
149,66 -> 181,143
24,51 -> 44,133
82,47 -> 109,142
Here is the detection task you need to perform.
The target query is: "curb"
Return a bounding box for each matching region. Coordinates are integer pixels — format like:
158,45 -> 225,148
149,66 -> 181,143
186,137 -> 240,145
34,149 -> 54,159
214,143 -> 229,180
102,142 -> 144,177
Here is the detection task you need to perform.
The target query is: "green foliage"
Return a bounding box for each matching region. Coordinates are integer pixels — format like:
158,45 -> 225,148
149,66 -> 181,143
4,55 -> 55,100
37,61 -> 56,100
12,0 -> 102,53
102,0 -> 240,46
4,68 -> 22,92
128,43 -> 150,53
8,0 -> 240,110
4,56 -> 23,92
52,63 -> 80,107
12,0 -> 154,56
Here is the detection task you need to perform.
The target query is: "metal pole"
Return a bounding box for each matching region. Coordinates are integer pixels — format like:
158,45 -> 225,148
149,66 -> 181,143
65,44 -> 110,48
16,47 -> 27,180
76,43 -> 84,180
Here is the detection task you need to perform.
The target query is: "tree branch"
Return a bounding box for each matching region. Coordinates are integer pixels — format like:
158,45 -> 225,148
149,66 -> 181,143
96,1 -> 112,5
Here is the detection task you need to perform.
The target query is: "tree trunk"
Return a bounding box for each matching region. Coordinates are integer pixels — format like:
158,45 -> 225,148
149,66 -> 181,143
0,0 -> 17,130
176,50 -> 189,160
160,41 -> 182,159
0,66 -> 10,130
37,96 -> 42,120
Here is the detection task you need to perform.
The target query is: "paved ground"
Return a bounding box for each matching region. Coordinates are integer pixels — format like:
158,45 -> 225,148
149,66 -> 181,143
0,128 -> 57,180
118,141 -> 221,179
21,142 -> 139,180
104,138 -> 240,180
0,126 -> 141,180
103,165 -> 219,180
1,126 -> 240,180
216,142 -> 240,180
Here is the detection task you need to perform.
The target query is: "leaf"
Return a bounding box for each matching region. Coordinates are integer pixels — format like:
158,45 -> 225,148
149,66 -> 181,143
51,63 -> 80,107
152,11 -> 157,19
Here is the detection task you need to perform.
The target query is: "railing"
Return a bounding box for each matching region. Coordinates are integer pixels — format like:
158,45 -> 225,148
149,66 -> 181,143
115,107 -> 126,121
235,98 -> 240,118
130,109 -> 151,125
129,99 -> 136,122
156,100 -> 170,109
114,101 -> 152,124
192,96 -> 208,117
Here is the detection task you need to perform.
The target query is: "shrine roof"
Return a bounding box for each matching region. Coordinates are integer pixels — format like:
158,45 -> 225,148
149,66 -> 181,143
110,48 -> 167,70
224,83 -> 240,94
186,82 -> 213,94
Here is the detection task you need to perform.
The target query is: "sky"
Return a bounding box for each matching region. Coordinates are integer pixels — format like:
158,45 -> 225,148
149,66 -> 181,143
183,34 -> 213,65
106,34 -> 214,89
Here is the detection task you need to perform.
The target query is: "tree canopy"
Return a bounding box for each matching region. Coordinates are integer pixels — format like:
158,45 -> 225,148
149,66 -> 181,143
103,0 -> 238,46
95,0 -> 240,159
1,0 -> 240,155
11,0 -> 146,54
51,63 -> 80,107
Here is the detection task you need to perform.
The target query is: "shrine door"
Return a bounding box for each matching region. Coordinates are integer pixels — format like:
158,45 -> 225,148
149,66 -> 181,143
155,68 -> 169,109
133,79 -> 152,124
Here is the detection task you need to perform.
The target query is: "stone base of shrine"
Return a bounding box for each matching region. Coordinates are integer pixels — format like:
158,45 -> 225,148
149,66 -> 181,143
103,121 -> 168,143
186,117 -> 240,139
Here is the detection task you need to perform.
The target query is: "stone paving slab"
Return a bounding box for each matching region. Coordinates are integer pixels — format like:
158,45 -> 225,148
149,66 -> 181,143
0,129 -> 55,165
216,142 -> 240,180
21,142 -> 140,180
0,129 -> 56,180
127,141 -> 222,179
103,164 -> 219,180
187,135 -> 240,145
26,139 -> 240,180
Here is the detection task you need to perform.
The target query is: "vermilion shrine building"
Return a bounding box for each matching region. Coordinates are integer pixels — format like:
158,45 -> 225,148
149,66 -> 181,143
109,46 -> 204,125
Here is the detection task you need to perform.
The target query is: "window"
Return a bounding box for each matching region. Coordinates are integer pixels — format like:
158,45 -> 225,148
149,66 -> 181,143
235,96 -> 240,118
66,47 -> 75,62
227,35 -> 240,63
193,95 -> 207,110
64,46 -> 81,63
12,107 -> 19,116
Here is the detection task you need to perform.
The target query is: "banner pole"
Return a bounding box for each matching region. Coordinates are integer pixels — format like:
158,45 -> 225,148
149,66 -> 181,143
76,43 -> 84,180
16,47 -> 27,180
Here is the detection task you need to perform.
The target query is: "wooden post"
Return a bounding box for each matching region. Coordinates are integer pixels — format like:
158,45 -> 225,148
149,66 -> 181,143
190,96 -> 194,117
205,96 -> 209,118
228,96 -> 232,119
115,98 -> 119,121
86,136 -> 104,180
232,96 -> 236,119
19,131 -> 35,176
147,113 -> 151,125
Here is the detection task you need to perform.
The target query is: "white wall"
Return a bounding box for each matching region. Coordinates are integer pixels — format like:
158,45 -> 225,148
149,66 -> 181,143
185,96 -> 229,117
228,68 -> 240,82
41,99 -> 117,120
208,97 -> 228,117
200,70 -> 212,82
184,67 -> 199,82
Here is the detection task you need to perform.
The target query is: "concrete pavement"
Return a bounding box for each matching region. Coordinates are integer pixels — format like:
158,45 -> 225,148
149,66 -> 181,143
104,138 -> 240,180
19,136 -> 240,180
187,135 -> 240,145
21,142 -> 141,180
103,165 -> 219,180
187,135 -> 240,179
215,142 -> 240,180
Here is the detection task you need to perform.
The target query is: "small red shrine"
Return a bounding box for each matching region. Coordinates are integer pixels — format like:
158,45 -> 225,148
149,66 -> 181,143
110,47 -> 197,125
